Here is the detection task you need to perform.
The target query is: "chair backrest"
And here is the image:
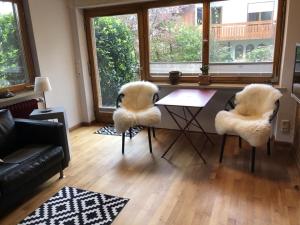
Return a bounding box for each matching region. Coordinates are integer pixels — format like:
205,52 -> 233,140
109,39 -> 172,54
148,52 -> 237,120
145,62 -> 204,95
119,81 -> 159,111
233,84 -> 282,117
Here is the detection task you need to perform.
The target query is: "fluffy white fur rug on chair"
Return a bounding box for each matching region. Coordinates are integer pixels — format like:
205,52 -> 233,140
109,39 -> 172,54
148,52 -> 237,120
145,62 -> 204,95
113,81 -> 161,133
215,84 -> 282,147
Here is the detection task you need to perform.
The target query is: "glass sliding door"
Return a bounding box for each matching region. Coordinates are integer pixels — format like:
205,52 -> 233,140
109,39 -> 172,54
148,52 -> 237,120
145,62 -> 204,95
92,14 -> 140,108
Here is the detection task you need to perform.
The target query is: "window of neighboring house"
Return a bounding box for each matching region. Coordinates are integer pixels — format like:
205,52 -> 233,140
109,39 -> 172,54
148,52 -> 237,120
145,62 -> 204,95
0,0 -> 34,91
197,7 -> 203,25
248,1 -> 275,22
211,7 -> 222,24
248,12 -> 260,22
261,11 -> 273,20
235,45 -> 244,60
246,44 -> 255,54
248,11 -> 273,21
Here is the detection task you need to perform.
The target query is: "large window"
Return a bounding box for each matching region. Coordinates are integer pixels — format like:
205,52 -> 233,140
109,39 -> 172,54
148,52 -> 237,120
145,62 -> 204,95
84,0 -> 285,113
0,0 -> 34,90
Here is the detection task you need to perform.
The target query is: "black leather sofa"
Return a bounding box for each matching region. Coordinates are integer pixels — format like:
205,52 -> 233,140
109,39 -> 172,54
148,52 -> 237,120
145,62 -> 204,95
0,109 -> 70,216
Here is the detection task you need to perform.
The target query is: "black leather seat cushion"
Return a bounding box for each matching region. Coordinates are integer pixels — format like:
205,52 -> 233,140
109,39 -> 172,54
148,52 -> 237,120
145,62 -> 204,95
0,145 -> 64,195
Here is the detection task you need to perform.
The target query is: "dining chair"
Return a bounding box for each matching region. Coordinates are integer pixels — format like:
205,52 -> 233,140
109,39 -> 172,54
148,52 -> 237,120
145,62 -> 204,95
215,84 -> 282,172
113,81 -> 161,154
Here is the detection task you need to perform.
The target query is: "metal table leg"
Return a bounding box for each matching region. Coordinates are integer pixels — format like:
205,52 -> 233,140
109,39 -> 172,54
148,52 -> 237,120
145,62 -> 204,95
162,105 -> 207,164
185,107 -> 214,145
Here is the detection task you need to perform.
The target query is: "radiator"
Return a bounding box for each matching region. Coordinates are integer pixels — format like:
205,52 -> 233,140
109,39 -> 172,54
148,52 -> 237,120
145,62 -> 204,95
1,99 -> 38,119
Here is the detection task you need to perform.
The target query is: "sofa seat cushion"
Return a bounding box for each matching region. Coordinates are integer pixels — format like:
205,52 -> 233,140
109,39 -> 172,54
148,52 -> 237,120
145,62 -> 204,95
3,144 -> 57,163
0,145 -> 64,195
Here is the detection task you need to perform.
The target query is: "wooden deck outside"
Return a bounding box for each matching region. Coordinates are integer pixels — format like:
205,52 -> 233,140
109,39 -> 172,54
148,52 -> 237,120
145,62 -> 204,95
211,21 -> 276,41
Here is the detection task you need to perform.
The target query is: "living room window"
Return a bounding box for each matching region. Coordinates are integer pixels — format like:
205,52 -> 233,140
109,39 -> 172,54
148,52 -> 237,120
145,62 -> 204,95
0,0 -> 34,91
84,0 -> 285,106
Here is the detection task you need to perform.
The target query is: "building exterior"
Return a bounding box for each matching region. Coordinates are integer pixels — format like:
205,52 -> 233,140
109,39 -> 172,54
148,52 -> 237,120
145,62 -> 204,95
183,0 -> 278,62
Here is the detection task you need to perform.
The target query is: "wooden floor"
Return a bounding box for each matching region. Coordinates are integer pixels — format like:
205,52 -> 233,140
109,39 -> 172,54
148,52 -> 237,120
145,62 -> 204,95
1,125 -> 300,225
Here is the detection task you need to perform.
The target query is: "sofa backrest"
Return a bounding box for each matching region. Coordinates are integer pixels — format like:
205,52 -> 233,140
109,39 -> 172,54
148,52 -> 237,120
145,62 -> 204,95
0,109 -> 17,157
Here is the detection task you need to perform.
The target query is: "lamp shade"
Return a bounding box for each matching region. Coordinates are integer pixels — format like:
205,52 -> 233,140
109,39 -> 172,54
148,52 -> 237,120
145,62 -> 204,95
34,77 -> 52,93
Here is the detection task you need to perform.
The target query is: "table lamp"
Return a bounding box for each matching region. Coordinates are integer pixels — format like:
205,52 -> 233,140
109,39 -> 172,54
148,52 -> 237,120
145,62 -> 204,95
34,77 -> 52,113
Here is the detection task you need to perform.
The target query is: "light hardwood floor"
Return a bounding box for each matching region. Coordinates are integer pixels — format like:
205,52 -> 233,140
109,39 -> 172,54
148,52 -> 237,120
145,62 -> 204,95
1,125 -> 300,225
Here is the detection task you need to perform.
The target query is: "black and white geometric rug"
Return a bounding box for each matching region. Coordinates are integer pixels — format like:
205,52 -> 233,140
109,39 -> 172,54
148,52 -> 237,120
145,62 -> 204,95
18,186 -> 129,225
95,124 -> 143,137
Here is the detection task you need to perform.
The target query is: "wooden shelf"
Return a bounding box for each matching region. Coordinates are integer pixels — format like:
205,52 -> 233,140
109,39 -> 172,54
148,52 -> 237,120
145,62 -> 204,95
155,82 -> 286,91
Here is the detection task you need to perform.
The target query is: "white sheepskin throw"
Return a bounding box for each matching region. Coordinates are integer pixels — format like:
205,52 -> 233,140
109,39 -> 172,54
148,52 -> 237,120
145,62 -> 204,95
113,81 -> 161,133
215,84 -> 282,147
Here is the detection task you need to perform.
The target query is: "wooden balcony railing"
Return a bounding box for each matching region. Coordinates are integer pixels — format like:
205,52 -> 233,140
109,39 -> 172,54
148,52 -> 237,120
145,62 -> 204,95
210,21 -> 276,41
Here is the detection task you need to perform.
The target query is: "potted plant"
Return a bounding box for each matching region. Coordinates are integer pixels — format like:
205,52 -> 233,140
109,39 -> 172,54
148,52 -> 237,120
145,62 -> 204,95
199,64 -> 211,85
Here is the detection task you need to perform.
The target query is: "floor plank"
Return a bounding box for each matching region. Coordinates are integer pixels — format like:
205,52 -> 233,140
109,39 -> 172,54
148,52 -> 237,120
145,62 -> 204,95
1,125 -> 300,225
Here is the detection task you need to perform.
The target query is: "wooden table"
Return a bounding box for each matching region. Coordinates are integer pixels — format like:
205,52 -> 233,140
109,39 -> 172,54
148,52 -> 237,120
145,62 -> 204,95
156,89 -> 217,163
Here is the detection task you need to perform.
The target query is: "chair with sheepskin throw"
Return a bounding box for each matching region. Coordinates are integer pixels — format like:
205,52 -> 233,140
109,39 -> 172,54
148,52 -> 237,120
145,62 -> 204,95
113,81 -> 161,154
215,84 -> 282,172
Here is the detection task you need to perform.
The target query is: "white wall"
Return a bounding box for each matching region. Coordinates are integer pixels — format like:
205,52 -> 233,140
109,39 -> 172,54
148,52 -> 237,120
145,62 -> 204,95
28,0 -> 83,128
68,2 -> 95,123
275,0 -> 300,143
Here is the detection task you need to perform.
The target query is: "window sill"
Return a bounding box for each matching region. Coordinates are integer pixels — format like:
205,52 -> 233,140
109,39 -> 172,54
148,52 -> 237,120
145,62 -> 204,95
155,82 -> 287,91
0,90 -> 39,108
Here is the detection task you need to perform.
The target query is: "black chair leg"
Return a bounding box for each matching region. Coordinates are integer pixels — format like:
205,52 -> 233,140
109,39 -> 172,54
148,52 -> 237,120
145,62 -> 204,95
219,134 -> 227,163
239,136 -> 242,149
129,127 -> 132,139
267,138 -> 271,156
251,147 -> 256,173
122,133 -> 125,154
152,127 -> 156,138
148,127 -> 152,153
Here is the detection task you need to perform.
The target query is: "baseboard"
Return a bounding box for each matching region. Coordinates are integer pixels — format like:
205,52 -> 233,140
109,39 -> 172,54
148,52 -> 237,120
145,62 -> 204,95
292,145 -> 300,171
274,140 -> 293,147
69,121 -> 96,131
278,140 -> 300,171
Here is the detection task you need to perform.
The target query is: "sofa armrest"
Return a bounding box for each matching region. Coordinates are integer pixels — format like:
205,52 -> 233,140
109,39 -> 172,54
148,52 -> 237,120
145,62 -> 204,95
14,119 -> 70,168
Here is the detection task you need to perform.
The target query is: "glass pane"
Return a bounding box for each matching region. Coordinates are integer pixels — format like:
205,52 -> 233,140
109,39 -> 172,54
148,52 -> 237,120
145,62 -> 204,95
149,4 -> 203,75
0,1 -> 29,88
211,7 -> 222,24
93,14 -> 140,108
248,12 -> 259,22
209,0 -> 278,76
261,11 -> 272,21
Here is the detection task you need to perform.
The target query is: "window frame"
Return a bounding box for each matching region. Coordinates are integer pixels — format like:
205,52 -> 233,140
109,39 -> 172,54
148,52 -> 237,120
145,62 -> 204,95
0,0 -> 35,92
84,0 -> 286,93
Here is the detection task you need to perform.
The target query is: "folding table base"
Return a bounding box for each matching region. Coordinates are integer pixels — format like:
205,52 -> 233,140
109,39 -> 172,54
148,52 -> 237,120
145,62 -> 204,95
161,105 -> 213,164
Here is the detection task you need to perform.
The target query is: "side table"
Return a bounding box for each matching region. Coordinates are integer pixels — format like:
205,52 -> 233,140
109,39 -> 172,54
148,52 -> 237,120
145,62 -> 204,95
30,107 -> 71,157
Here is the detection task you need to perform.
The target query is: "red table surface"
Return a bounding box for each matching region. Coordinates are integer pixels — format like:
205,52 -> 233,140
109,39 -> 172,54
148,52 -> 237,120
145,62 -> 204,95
156,89 -> 217,108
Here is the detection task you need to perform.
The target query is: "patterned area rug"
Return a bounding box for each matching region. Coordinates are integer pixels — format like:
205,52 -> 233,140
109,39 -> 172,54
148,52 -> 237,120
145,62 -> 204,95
18,186 -> 129,225
95,124 -> 143,137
